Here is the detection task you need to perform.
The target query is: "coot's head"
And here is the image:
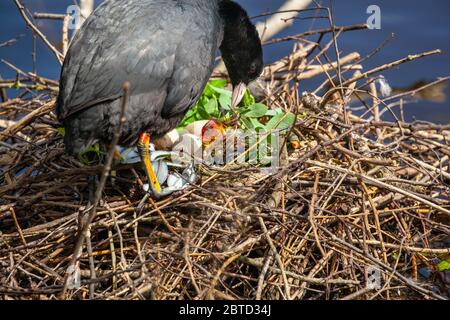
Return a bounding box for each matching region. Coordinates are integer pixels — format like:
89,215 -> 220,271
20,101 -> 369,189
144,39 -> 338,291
219,0 -> 264,107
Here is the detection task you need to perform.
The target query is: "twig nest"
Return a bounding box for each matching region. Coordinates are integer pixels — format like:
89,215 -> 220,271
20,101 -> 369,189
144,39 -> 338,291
301,92 -> 322,112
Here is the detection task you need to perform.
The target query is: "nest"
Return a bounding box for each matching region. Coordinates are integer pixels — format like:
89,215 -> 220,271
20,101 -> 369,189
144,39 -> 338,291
1,20 -> 450,300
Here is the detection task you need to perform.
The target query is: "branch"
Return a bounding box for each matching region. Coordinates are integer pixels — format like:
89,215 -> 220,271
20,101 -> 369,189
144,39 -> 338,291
14,0 -> 64,64
256,0 -> 313,43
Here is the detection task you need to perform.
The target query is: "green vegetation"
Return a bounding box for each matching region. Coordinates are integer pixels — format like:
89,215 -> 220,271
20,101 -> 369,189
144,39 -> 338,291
79,144 -> 104,165
178,80 -> 296,132
437,259 -> 450,272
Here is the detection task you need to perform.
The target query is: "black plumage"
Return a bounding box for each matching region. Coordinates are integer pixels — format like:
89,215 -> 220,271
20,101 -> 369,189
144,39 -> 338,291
57,0 -> 263,155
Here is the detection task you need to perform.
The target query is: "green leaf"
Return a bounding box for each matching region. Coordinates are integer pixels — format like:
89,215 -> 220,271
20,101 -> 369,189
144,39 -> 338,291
264,112 -> 296,131
240,117 -> 254,130
79,144 -> 103,165
204,98 -> 218,115
183,108 -> 196,120
242,89 -> 256,107
265,109 -> 283,117
197,103 -> 211,119
219,93 -> 231,110
56,127 -> 65,136
202,84 -> 215,98
209,79 -> 227,89
276,112 -> 296,131
178,80 -> 269,131
209,85 -> 232,96
242,103 -> 268,118
249,118 -> 266,130
179,104 -> 201,128
437,260 -> 450,271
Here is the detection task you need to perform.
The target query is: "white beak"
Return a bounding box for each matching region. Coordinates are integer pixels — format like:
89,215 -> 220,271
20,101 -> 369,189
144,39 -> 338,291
231,82 -> 247,108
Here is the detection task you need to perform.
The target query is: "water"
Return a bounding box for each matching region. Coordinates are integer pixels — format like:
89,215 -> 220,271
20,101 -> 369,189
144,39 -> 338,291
1,0 -> 449,123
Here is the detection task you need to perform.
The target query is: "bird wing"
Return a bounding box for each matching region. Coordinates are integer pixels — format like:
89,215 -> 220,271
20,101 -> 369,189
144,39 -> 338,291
160,13 -> 221,118
57,0 -> 219,121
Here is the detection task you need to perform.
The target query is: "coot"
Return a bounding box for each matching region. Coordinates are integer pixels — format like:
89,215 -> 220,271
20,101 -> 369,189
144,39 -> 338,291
56,0 -> 263,196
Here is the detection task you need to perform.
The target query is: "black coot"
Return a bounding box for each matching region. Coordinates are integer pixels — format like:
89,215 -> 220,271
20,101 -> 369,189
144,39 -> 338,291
56,0 -> 263,195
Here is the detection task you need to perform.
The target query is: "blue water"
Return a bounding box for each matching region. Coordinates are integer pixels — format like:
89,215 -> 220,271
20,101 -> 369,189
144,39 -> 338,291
1,0 -> 449,123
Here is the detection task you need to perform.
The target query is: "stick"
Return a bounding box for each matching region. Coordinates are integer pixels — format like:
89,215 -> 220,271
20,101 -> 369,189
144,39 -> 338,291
14,0 -> 64,64
322,49 -> 442,106
307,160 -> 450,216
0,100 -> 55,142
